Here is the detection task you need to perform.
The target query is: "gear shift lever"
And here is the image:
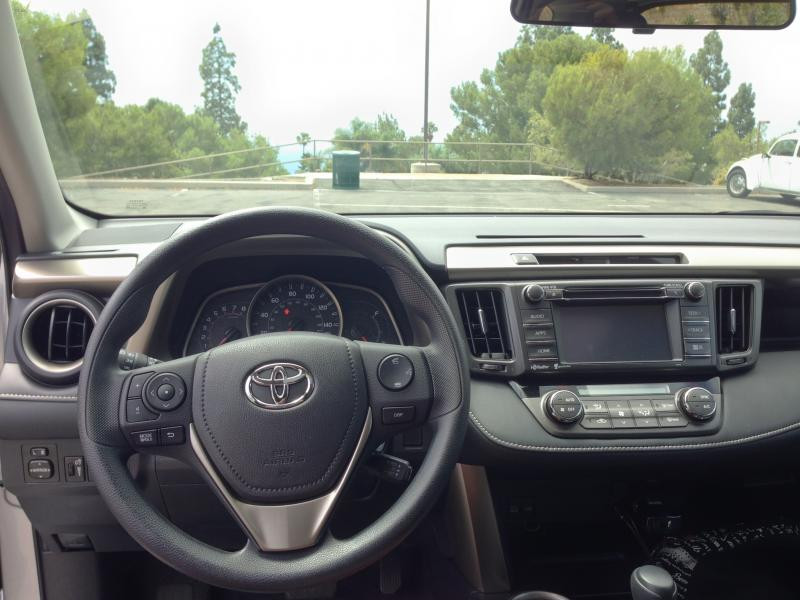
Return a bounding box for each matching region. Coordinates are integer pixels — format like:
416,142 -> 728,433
631,565 -> 677,600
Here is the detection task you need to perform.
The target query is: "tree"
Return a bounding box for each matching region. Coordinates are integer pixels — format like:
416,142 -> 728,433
295,132 -> 316,172
690,32 -> 731,121
333,114 -> 414,172
543,46 -> 716,180
728,82 -> 756,139
709,124 -> 761,183
447,28 -> 599,173
421,121 -> 438,142
12,2 -> 98,175
199,23 -> 245,135
80,13 -> 116,101
590,28 -> 623,49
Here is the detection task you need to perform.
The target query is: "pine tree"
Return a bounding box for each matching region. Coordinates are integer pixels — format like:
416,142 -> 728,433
690,32 -> 731,120
728,83 -> 756,139
199,23 -> 245,135
80,13 -> 116,101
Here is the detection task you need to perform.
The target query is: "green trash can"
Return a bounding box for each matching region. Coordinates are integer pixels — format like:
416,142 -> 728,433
332,150 -> 360,190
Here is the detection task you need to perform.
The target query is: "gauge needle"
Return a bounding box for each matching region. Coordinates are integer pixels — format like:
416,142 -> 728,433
216,327 -> 241,346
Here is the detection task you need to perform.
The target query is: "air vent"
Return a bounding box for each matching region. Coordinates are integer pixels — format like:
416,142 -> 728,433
16,291 -> 102,385
716,285 -> 754,354
456,289 -> 512,360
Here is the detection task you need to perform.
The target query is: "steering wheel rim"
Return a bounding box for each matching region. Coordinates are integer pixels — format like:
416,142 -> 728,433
78,207 -> 469,592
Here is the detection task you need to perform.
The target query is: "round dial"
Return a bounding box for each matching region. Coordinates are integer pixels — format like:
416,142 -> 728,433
186,299 -> 249,354
247,276 -> 343,336
345,300 -> 400,344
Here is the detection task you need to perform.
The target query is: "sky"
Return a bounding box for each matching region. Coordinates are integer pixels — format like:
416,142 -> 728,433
23,0 -> 800,166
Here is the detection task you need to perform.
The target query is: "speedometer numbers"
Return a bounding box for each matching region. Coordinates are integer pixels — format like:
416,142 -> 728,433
248,276 -> 343,336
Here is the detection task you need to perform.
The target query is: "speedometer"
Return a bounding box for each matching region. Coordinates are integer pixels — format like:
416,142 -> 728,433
247,275 -> 343,336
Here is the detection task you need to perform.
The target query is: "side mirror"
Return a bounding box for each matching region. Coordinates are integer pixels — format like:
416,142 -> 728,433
762,152 -> 770,159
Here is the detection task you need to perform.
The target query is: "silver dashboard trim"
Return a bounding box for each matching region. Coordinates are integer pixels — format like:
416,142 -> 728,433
13,256 -> 138,297
189,409 -> 372,552
446,245 -> 800,274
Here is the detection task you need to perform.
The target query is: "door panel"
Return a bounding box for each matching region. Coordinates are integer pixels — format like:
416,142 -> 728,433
766,139 -> 798,191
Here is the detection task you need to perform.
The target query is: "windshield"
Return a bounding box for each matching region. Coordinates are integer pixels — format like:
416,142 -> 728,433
11,0 -> 800,215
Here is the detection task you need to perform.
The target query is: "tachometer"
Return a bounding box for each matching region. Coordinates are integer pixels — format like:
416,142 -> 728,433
184,288 -> 253,355
247,276 -> 343,336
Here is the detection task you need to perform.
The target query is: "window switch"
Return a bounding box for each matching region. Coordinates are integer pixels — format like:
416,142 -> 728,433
64,456 -> 86,482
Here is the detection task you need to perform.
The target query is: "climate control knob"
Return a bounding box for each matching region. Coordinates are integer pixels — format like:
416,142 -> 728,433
524,284 -> 546,303
677,387 -> 717,421
684,281 -> 706,301
544,390 -> 584,424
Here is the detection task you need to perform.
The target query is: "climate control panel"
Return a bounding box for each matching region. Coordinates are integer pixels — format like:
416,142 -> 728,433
517,379 -> 722,438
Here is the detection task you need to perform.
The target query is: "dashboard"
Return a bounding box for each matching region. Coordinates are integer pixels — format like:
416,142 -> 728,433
183,275 -> 402,355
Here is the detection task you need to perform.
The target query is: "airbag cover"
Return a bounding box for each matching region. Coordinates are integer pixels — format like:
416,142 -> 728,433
192,333 -> 367,503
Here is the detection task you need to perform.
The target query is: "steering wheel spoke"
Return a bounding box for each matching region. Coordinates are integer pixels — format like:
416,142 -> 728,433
118,355 -> 197,456
188,408 -> 373,552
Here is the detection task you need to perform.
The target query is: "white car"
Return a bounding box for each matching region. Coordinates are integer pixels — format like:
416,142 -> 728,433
727,133 -> 800,199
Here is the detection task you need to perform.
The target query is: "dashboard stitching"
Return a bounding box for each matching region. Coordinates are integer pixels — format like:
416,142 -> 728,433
468,411 -> 800,452
198,344 -> 361,493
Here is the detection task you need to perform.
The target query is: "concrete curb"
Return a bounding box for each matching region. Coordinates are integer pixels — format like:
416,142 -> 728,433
562,178 -> 725,195
61,178 -> 313,191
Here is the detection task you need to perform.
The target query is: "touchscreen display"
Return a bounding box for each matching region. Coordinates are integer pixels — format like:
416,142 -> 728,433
556,303 -> 672,363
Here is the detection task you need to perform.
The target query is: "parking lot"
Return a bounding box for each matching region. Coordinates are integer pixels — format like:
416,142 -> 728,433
63,174 -> 800,216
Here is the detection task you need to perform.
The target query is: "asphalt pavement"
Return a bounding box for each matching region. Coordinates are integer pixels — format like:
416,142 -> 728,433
62,175 -> 800,216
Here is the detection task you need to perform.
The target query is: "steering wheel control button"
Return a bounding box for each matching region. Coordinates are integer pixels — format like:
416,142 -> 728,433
126,398 -> 158,423
378,354 -> 415,391
144,373 -> 186,411
127,372 -> 153,399
160,426 -> 185,445
545,390 -> 584,424
28,459 -> 54,480
131,430 -> 159,447
679,387 -> 717,421
382,406 -> 415,425
156,383 -> 175,401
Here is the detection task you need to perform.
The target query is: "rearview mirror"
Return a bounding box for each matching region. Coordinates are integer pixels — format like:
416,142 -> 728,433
510,0 -> 794,29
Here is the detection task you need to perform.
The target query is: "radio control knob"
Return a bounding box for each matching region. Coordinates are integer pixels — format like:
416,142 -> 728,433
545,390 -> 584,424
684,281 -> 706,301
678,387 -> 717,421
524,284 -> 546,303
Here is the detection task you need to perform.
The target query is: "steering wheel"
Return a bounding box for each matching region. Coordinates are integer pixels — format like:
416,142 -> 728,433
78,207 -> 469,592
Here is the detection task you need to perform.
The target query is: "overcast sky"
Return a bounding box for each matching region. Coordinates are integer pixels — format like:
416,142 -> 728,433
24,0 -> 800,150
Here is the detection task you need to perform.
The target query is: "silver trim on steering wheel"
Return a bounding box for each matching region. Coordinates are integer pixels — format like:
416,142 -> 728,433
189,409 -> 373,552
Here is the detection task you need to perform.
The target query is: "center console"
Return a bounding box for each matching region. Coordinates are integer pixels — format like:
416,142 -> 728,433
445,278 -> 762,439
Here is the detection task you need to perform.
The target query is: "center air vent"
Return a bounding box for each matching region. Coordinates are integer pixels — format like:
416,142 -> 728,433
15,291 -> 102,385
456,288 -> 512,360
716,284 -> 754,354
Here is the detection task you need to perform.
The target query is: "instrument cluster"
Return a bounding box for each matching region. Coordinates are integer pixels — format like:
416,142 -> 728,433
184,275 -> 402,355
